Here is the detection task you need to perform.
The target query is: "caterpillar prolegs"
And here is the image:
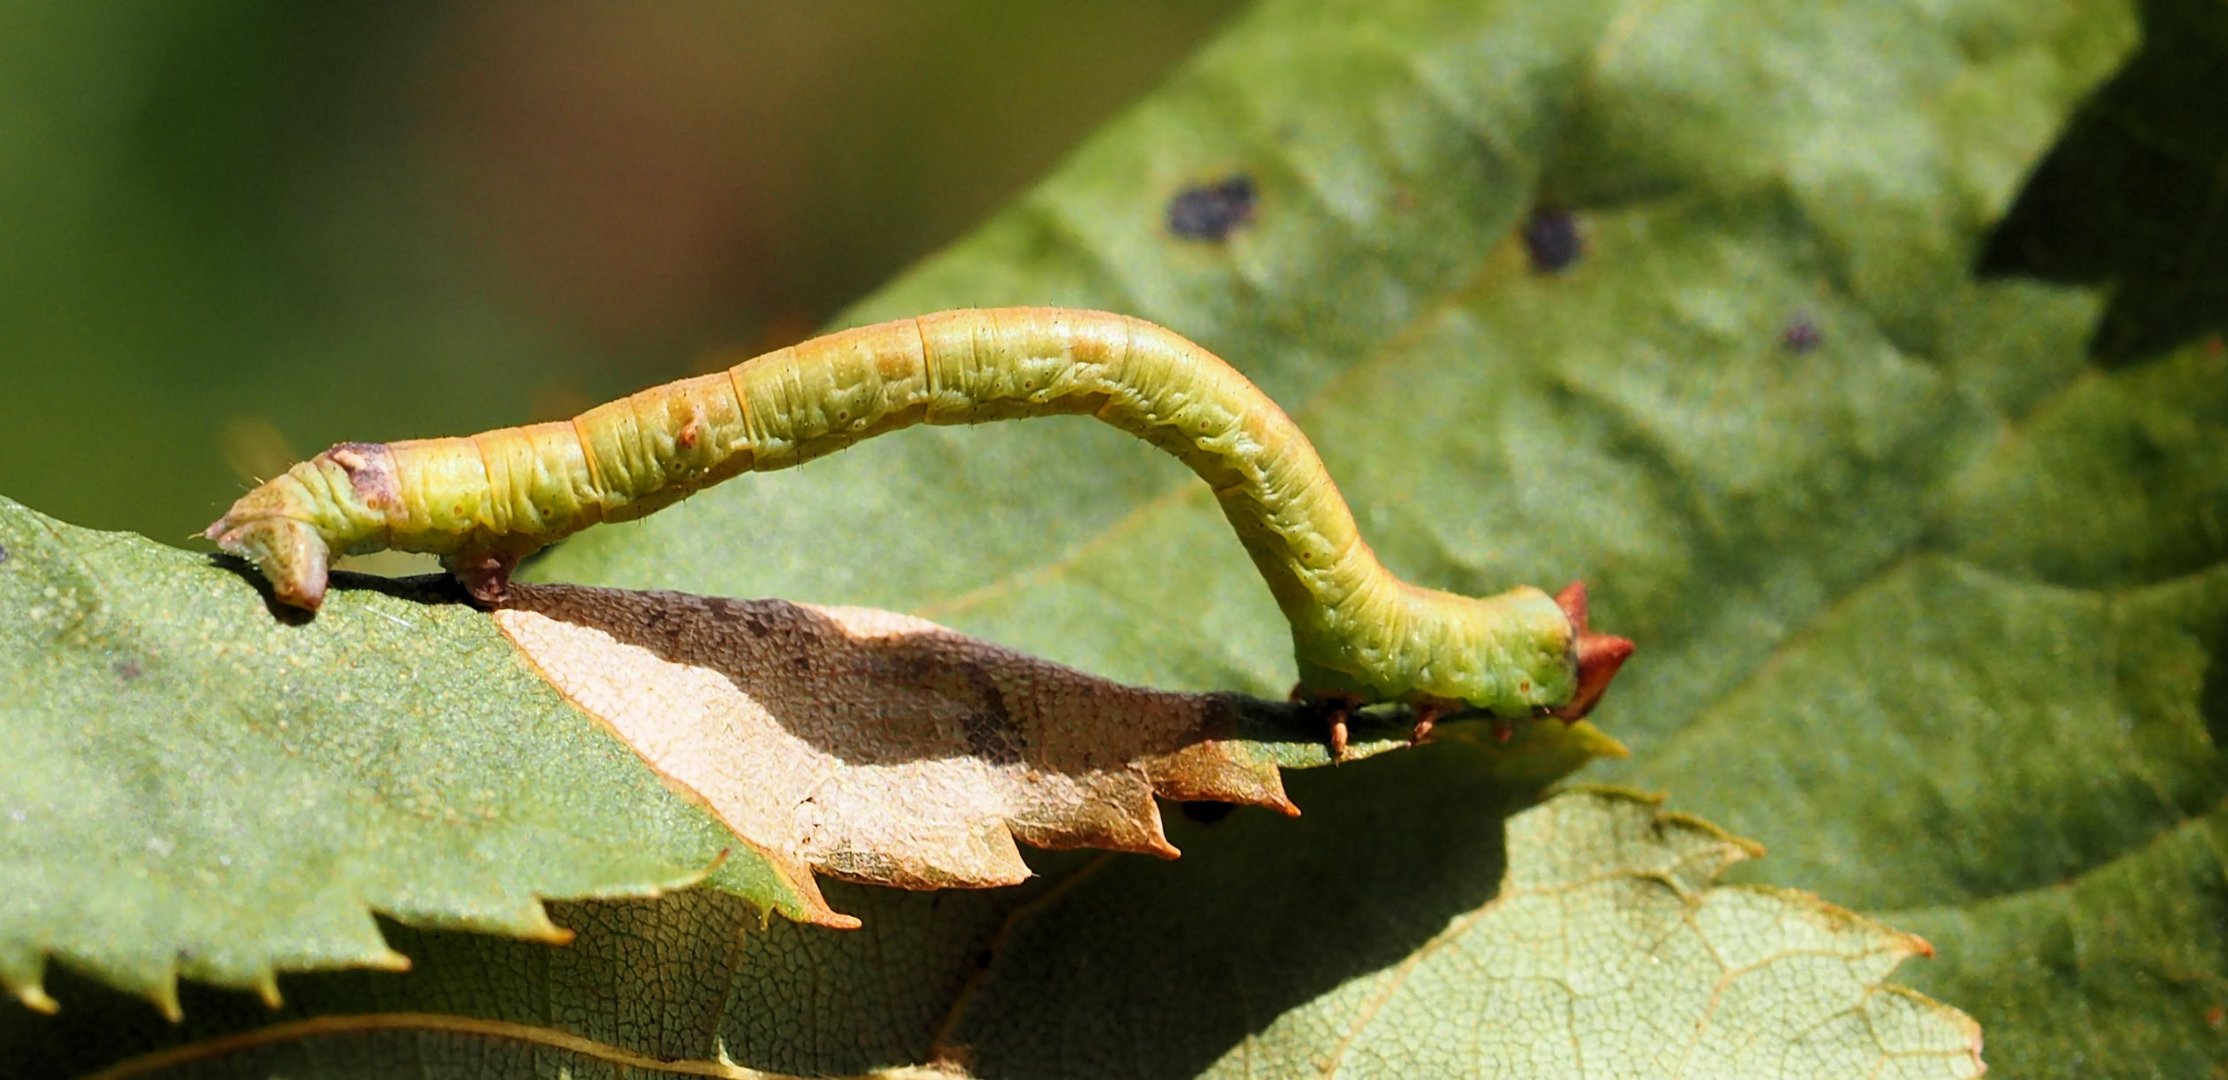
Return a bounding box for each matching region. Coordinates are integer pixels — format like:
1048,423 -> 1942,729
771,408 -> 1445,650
208,308 -> 1632,748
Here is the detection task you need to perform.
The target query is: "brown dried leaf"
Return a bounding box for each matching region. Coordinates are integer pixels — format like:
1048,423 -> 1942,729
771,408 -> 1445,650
493,584 -> 1305,898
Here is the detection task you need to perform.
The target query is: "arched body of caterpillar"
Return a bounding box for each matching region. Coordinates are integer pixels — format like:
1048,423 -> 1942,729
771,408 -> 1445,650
208,307 -> 1632,750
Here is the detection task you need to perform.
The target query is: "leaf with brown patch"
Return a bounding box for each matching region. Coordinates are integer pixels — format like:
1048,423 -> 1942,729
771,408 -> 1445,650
494,584 -> 1621,895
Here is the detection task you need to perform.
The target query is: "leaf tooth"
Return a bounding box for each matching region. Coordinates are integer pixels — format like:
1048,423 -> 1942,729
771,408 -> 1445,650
4,976 -> 56,1015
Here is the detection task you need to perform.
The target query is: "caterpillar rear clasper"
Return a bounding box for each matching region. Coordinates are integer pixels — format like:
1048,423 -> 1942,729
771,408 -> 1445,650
209,307 -> 1632,752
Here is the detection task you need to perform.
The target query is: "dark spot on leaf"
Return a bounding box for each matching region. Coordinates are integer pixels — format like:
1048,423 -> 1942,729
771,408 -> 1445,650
1522,206 -> 1584,273
868,651 -> 1026,764
951,665 -> 1020,764
1166,174 -> 1257,242
0,543 -> 9,563
1781,314 -> 1822,353
1179,800 -> 1236,825
114,659 -> 142,682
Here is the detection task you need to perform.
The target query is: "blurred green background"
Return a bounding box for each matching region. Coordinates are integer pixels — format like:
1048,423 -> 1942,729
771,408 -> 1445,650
0,1 -> 1242,546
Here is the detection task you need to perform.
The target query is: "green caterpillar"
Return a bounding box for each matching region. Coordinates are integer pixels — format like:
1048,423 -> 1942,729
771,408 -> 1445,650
209,307 -> 1631,751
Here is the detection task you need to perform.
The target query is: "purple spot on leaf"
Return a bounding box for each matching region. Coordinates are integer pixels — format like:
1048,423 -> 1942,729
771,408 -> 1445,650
1167,175 -> 1258,242
1523,207 -> 1584,273
1781,313 -> 1823,354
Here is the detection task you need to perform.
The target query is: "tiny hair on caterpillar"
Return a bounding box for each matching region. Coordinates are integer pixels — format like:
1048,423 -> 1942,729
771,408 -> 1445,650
208,307 -> 1632,753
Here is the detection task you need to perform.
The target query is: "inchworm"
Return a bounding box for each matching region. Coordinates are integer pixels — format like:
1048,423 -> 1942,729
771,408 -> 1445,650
209,307 -> 1631,750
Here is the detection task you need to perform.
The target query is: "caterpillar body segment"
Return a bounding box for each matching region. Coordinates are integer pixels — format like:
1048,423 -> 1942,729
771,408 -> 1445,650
208,307 -> 1632,732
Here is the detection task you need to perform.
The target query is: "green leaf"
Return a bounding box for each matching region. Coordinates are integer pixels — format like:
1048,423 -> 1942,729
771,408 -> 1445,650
11,0 -> 2207,1074
518,0 -> 2165,1073
0,497 -> 842,1020
26,785 -> 1979,1078
952,787 -> 1978,1079
7,494 -> 1616,1028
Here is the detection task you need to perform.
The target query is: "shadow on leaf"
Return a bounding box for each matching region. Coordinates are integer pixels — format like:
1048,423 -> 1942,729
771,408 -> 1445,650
492,584 -> 1617,903
1979,0 -> 2228,363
